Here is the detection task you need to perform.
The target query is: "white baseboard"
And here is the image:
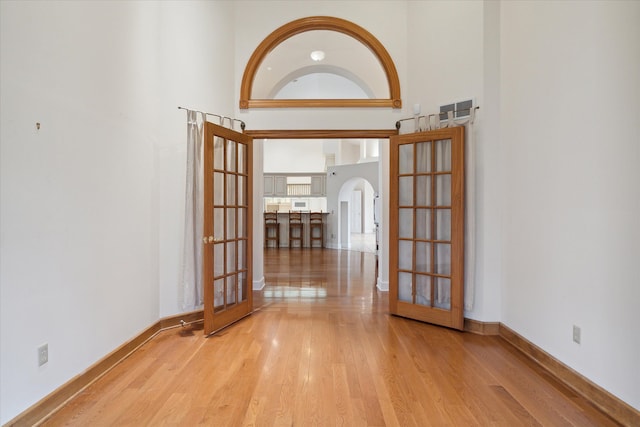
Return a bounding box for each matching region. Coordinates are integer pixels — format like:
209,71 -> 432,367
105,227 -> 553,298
252,276 -> 265,290
376,278 -> 389,292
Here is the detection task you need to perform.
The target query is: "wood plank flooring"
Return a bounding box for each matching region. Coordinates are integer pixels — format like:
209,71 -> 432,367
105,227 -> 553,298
42,249 -> 619,426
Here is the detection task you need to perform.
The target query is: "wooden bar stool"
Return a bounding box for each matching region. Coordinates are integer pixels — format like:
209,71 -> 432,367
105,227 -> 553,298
288,211 -> 303,248
264,211 -> 280,248
309,211 -> 324,248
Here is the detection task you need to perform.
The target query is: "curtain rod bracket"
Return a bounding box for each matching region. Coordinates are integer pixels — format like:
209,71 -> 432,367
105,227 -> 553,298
396,106 -> 480,125
178,106 -> 246,132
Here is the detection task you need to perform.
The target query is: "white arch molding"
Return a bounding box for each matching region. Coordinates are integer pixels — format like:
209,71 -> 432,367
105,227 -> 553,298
336,177 -> 377,251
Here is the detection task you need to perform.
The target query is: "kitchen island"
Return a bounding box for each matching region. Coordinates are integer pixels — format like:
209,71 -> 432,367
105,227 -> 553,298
264,211 -> 328,248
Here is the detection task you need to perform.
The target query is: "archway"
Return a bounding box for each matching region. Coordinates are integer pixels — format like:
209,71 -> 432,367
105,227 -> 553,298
243,17 -> 400,294
336,177 -> 377,253
240,16 -> 402,109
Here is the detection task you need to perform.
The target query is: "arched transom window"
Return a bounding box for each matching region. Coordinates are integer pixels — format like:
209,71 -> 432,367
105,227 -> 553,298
240,16 -> 402,109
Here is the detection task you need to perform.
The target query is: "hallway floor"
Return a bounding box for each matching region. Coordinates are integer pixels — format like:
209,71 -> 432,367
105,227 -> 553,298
42,249 -> 618,426
347,232 -> 376,253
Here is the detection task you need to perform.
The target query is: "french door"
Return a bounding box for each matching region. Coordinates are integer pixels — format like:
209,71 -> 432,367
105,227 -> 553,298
389,127 -> 465,330
203,122 -> 253,335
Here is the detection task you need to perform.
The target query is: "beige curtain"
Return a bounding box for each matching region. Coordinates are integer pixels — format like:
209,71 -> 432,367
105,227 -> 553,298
181,110 -> 205,311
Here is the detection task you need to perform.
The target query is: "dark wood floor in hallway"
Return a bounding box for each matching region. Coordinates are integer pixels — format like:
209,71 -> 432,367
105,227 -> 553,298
42,248 -> 618,426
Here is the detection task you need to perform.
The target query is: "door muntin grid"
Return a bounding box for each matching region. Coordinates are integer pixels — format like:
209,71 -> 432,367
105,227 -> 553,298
211,136 -> 249,313
397,138 -> 453,309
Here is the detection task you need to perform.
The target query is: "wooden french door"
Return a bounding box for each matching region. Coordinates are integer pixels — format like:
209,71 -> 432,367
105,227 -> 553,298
389,127 -> 465,330
203,122 -> 253,335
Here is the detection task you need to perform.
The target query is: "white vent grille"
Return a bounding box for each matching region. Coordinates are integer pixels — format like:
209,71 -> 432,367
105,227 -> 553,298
440,99 -> 473,120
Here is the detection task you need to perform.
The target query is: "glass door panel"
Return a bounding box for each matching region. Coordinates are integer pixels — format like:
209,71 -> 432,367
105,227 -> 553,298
415,176 -> 431,206
226,208 -> 236,239
399,177 -> 413,206
435,139 -> 452,171
415,242 -> 430,273
213,138 -> 224,170
398,144 -> 413,174
416,141 -> 431,173
415,209 -> 430,240
398,240 -> 413,270
398,209 -> 413,238
416,274 -> 431,306
436,209 -> 451,240
436,175 -> 451,206
398,272 -> 412,302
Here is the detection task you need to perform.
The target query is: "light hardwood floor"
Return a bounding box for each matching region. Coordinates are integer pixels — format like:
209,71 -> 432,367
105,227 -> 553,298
42,249 -> 618,426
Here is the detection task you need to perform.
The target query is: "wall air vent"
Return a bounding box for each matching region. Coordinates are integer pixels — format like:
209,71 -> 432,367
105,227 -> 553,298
440,99 -> 474,120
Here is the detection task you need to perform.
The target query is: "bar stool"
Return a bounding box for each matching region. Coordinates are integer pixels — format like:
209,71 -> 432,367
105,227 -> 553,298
288,211 -> 303,248
264,211 -> 279,248
309,211 -> 324,248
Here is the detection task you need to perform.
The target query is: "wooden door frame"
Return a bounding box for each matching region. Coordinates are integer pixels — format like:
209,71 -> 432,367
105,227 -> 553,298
246,128 -> 397,290
244,129 -> 397,140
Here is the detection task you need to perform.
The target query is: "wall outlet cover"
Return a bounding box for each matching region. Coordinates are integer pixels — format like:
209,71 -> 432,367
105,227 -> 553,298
572,325 -> 581,344
38,343 -> 48,366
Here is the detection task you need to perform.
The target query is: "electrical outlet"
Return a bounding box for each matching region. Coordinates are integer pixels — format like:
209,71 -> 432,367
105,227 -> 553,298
573,325 -> 581,344
38,343 -> 48,366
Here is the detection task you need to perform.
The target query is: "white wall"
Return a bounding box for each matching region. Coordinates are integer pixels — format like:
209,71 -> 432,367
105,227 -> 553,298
500,1 -> 640,410
363,180 -> 376,233
156,1 -> 237,317
0,1 -> 236,423
263,139 -> 326,173
340,140 -> 362,165
325,162 -> 379,250
274,73 -> 370,99
406,0 -> 502,322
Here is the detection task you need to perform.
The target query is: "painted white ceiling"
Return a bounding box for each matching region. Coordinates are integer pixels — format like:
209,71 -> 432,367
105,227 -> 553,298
251,30 -> 389,99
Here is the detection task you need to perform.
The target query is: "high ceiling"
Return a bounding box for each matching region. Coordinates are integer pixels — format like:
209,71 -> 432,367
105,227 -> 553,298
251,30 -> 389,99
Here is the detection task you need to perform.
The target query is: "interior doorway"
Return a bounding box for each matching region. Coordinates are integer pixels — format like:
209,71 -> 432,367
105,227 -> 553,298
245,129 -> 395,295
338,177 -> 376,253
240,14 -> 401,295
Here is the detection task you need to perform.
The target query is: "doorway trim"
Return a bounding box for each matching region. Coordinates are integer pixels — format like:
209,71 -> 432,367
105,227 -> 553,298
244,129 -> 397,139
248,128 -> 396,293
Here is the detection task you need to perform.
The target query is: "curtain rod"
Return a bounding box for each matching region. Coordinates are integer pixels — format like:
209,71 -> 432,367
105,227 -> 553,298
395,106 -> 480,129
178,106 -> 246,131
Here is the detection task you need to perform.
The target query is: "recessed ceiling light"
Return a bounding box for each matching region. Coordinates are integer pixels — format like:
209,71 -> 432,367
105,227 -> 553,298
310,50 -> 325,62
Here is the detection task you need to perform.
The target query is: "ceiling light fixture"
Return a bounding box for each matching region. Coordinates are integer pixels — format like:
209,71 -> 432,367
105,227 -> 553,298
310,50 -> 325,62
